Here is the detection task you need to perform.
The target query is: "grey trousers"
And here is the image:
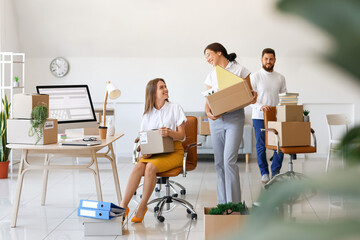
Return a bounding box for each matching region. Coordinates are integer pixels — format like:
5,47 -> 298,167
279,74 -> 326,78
209,108 -> 244,204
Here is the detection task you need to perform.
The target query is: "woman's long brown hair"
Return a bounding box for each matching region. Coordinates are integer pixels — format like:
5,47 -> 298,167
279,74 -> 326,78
143,78 -> 168,115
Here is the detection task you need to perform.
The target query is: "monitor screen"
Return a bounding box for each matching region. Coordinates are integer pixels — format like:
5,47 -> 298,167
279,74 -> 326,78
36,85 -> 98,132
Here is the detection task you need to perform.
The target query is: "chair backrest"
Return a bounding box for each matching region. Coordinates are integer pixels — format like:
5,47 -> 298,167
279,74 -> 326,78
326,114 -> 348,141
263,107 -> 277,148
182,116 -> 198,171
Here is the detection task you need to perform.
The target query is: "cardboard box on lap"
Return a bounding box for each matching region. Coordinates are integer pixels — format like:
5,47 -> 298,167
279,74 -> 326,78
7,119 -> 58,144
139,130 -> 174,155
198,116 -> 210,135
276,105 -> 303,122
12,94 -> 49,119
267,121 -> 310,147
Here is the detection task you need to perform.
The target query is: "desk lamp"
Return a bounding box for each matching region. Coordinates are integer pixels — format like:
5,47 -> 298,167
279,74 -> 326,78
99,81 -> 121,139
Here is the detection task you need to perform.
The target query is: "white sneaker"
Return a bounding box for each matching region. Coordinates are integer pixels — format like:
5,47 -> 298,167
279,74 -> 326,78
261,174 -> 270,183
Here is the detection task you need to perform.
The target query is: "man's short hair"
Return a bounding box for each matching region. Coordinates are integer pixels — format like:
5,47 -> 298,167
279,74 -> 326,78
262,48 -> 276,58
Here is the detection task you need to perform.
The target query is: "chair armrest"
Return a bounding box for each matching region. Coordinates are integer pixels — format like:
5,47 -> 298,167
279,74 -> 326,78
183,142 -> 202,177
311,128 -> 317,151
261,128 -> 280,153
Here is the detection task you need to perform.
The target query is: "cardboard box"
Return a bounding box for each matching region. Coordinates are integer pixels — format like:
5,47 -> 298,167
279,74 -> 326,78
267,121 -> 311,147
199,116 -> 210,135
7,119 -> 58,144
204,207 -> 247,240
82,217 -> 122,236
12,94 -> 49,119
206,81 -> 253,117
139,130 -> 174,155
276,105 -> 303,122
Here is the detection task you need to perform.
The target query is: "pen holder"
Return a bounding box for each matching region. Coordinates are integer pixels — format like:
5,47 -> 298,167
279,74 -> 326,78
99,126 -> 108,139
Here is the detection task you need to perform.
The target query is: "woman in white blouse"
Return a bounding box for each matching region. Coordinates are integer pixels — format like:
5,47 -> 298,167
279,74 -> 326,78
204,42 -> 256,204
120,78 -> 187,223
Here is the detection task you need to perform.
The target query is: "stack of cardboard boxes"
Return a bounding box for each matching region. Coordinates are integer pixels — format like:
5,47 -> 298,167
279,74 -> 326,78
267,105 -> 311,147
7,93 -> 58,144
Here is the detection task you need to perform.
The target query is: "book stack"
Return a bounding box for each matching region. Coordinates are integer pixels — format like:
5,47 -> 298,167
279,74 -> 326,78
279,92 -> 299,105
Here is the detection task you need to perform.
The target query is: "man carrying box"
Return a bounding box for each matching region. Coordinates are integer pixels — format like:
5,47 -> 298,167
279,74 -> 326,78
251,48 -> 287,183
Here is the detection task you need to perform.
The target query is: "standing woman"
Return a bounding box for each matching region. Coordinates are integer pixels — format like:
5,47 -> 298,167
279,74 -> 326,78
204,43 -> 256,204
120,78 -> 186,223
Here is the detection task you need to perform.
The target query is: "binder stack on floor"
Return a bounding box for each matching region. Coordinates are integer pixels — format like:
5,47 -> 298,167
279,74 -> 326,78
78,200 -> 125,236
278,92 -> 299,105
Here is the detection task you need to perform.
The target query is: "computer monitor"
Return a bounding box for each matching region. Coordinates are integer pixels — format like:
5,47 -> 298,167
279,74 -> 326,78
36,85 -> 98,133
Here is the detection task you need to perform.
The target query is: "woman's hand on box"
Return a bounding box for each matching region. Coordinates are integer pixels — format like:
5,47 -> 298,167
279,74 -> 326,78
141,154 -> 152,159
159,127 -> 171,137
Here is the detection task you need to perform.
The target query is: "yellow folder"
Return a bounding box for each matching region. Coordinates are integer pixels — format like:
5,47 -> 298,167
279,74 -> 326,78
216,65 -> 244,90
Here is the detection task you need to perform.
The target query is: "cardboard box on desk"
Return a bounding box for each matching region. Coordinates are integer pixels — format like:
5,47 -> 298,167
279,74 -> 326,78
206,81 -> 253,117
204,207 -> 248,240
82,217 -> 122,236
12,93 -> 49,119
7,119 -> 58,144
276,105 -> 303,122
139,130 -> 174,155
267,121 -> 311,147
198,116 -> 210,135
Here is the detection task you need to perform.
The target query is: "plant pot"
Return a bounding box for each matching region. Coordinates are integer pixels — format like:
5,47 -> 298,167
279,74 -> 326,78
303,115 -> 310,122
0,161 -> 9,179
13,81 -> 19,87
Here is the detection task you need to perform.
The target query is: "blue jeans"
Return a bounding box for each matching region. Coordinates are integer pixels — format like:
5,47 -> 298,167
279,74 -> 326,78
252,119 -> 284,176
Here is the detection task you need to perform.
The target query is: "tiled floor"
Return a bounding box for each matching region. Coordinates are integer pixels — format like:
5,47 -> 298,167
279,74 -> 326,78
0,155 -> 345,239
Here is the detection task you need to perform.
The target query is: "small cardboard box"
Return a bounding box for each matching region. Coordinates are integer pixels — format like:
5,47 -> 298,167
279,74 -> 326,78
204,207 -> 247,240
139,130 -> 174,155
206,81 -> 252,117
199,116 -> 210,135
82,217 -> 122,236
276,105 -> 303,122
267,121 -> 311,147
7,119 -> 58,145
12,93 -> 49,119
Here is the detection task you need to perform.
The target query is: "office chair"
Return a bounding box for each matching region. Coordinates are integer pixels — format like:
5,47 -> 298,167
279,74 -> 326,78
325,114 -> 347,172
134,116 -> 200,222
261,107 -> 317,189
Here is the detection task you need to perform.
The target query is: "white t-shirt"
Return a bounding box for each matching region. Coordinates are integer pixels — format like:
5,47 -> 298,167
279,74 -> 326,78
250,68 -> 287,119
140,101 -> 187,133
204,61 -> 251,88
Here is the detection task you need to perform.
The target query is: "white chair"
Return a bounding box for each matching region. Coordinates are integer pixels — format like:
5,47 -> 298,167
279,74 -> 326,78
325,114 -> 348,172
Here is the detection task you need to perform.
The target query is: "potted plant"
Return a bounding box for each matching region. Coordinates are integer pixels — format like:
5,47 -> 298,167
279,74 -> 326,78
0,95 -> 11,179
13,76 -> 19,87
303,109 -> 310,122
28,105 -> 48,144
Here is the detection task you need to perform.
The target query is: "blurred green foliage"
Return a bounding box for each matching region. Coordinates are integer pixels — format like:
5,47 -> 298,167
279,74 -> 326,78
278,0 -> 360,80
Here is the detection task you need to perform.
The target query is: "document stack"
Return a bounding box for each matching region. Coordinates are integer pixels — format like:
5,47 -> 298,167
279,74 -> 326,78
78,199 -> 125,236
279,92 -> 299,105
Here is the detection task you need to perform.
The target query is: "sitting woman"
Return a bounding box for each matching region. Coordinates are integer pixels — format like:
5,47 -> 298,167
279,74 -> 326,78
120,78 -> 186,223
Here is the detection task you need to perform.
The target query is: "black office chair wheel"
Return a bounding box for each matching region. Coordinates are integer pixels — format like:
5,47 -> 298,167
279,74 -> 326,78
180,189 -> 186,195
186,208 -> 192,214
155,187 -> 160,192
191,213 -> 197,220
133,191 -> 137,196
140,194 -> 142,199
154,206 -> 159,212
157,216 -> 165,222
172,193 -> 178,197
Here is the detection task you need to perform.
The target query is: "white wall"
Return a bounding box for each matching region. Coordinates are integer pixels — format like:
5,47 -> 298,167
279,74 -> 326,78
2,0 -> 360,157
0,0 -> 20,51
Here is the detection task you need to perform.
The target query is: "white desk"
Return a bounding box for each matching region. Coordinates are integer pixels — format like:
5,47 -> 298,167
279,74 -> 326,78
8,133 -> 124,227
